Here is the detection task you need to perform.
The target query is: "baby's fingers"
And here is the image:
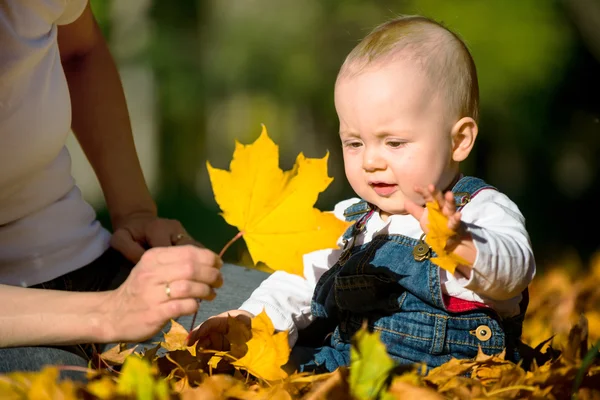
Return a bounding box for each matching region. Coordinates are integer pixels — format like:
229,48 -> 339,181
448,212 -> 462,232
187,316 -> 227,346
428,184 -> 446,206
442,191 -> 457,216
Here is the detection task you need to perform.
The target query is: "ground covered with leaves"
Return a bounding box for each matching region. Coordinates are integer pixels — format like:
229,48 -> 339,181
0,254 -> 598,400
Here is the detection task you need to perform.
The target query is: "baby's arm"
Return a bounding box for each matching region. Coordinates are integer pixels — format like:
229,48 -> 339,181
454,189 -> 536,300
189,250 -> 339,349
406,185 -> 535,301
238,266 -> 323,346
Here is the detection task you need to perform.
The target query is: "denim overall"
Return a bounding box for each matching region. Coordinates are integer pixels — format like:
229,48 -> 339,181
298,176 -> 527,373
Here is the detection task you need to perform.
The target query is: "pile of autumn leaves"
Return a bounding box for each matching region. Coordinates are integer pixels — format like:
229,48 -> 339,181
2,259 -> 599,400
1,127 -> 599,399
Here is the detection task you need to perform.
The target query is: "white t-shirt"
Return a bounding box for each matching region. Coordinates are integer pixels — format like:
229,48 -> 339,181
239,189 -> 537,347
0,0 -> 110,286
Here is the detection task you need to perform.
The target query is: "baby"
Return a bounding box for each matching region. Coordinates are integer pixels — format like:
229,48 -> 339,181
190,15 -> 536,372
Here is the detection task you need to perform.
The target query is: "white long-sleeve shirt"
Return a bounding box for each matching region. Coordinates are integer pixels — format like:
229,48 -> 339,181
239,188 -> 536,346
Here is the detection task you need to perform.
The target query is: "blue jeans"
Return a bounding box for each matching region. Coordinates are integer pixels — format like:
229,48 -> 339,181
0,248 -> 268,378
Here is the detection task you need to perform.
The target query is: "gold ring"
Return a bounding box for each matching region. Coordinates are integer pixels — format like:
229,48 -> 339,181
165,283 -> 171,299
173,233 -> 186,244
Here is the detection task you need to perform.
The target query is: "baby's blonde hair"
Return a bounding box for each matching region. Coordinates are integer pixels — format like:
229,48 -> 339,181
338,15 -> 479,122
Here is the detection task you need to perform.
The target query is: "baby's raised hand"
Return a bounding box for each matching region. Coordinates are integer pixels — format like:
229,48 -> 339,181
405,184 -> 462,236
405,184 -> 476,267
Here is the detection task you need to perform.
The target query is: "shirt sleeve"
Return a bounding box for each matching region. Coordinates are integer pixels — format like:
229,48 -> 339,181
56,0 -> 88,25
450,189 -> 536,301
238,198 -> 359,346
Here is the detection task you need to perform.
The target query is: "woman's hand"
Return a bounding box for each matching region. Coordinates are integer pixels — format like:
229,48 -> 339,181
102,245 -> 223,343
110,212 -> 200,263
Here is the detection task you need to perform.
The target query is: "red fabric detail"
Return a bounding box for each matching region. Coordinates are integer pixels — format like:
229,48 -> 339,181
443,294 -> 489,312
445,185 -> 496,312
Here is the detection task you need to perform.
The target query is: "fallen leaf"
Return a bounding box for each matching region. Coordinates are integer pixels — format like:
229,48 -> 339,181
471,348 -> 523,387
116,356 -> 170,400
100,343 -> 138,366
207,125 -> 350,276
206,316 -> 252,371
425,357 -> 476,388
425,201 -> 470,274
349,324 -> 396,400
180,374 -> 243,400
232,309 -> 290,381
226,314 -> 252,359
0,367 -> 80,400
86,376 -> 117,400
385,376 -> 444,400
161,319 -> 196,356
303,368 -> 350,400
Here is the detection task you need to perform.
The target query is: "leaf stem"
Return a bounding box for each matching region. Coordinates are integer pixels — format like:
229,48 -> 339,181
485,385 -> 536,396
188,231 -> 245,332
219,231 -> 245,258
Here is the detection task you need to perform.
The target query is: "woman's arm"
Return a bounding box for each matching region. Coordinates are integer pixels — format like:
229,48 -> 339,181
58,3 -> 156,227
0,284 -> 110,347
57,3 -> 197,261
0,246 -> 223,348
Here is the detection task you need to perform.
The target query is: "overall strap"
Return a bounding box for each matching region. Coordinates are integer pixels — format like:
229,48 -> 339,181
340,200 -> 373,240
451,176 -> 497,210
342,200 -> 371,222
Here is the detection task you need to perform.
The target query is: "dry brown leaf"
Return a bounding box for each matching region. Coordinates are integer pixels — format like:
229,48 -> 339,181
425,357 -> 476,387
304,368 -> 350,400
226,314 -> 252,359
99,343 -> 138,365
387,379 -> 444,400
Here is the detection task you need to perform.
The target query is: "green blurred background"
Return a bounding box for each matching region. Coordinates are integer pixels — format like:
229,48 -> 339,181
80,0 -> 599,272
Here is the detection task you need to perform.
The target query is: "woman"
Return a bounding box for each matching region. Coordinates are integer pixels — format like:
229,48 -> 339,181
0,0 -> 221,373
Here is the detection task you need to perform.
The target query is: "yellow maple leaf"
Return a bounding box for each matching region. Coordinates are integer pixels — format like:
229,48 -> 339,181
161,319 -> 196,356
207,125 -> 349,276
424,202 -> 469,274
231,309 -> 290,381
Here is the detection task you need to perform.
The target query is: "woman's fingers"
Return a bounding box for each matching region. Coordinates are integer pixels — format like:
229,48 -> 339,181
157,298 -> 200,322
142,246 -> 224,289
110,228 -> 146,263
161,280 -> 216,302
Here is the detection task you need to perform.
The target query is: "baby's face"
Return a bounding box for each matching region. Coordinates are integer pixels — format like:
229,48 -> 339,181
335,59 -> 459,215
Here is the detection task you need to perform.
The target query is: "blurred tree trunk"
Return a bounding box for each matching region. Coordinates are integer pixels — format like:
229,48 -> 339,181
151,0 -> 210,196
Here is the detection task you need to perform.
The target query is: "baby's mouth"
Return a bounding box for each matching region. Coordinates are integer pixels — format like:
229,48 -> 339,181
369,182 -> 398,196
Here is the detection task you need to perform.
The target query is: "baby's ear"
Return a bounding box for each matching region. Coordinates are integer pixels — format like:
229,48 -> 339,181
451,117 -> 478,162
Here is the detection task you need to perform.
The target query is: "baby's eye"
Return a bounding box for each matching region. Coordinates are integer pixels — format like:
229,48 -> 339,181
387,140 -> 406,148
344,141 -> 363,149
